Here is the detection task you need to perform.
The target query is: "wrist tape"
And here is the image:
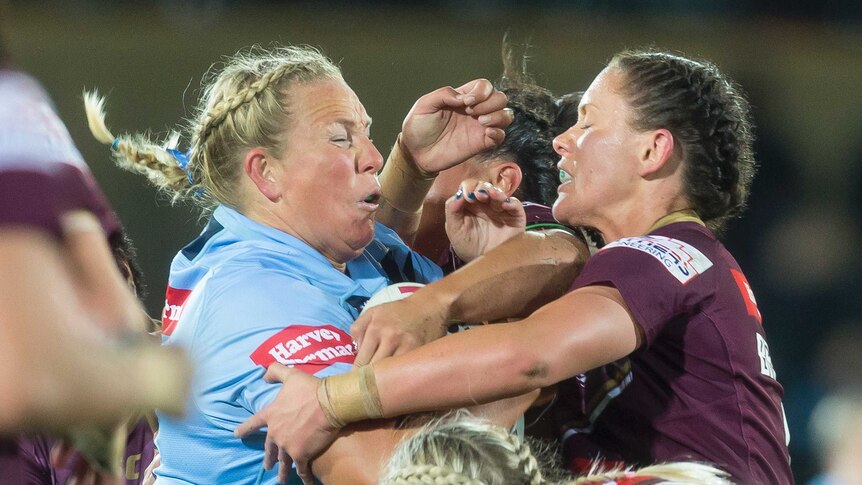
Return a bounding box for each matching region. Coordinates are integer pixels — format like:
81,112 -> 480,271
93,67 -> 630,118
317,365 -> 384,428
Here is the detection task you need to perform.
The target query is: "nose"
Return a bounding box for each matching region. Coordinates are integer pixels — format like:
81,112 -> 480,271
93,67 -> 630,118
357,137 -> 384,174
552,126 -> 576,157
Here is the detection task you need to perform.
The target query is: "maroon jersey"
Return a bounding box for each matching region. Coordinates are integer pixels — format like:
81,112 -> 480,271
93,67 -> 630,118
556,221 -> 792,485
53,419 -> 156,485
0,437 -> 55,484
0,69 -> 120,237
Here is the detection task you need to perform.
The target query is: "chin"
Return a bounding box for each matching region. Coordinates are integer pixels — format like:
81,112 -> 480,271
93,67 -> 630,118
552,197 -> 582,228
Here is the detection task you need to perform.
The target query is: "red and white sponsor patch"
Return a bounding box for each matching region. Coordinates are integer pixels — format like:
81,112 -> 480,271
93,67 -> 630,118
250,325 -> 356,373
602,235 -> 713,284
731,268 -> 762,324
161,286 -> 192,336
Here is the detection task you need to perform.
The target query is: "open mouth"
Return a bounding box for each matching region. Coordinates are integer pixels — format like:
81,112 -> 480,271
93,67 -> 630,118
363,193 -> 381,204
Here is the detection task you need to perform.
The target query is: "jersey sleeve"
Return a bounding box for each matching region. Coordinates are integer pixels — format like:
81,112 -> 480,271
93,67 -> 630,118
189,265 -> 357,417
571,235 -> 715,346
0,165 -> 121,238
0,71 -> 121,238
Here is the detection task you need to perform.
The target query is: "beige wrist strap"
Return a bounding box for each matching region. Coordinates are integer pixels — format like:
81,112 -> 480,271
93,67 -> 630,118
378,135 -> 437,215
317,365 -> 384,428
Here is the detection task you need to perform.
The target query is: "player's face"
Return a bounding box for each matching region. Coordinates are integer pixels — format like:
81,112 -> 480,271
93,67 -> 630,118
552,67 -> 642,233
273,78 -> 383,265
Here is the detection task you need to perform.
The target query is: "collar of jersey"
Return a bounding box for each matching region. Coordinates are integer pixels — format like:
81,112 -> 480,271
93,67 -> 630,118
213,205 -> 337,268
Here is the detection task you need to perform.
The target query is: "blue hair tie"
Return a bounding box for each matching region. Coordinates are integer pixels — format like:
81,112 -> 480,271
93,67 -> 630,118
167,148 -> 195,186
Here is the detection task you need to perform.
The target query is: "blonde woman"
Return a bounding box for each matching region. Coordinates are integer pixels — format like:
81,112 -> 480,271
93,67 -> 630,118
87,45 -> 581,484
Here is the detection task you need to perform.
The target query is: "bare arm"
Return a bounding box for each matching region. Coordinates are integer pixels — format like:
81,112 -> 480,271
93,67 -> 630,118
352,229 -> 588,364
236,285 -> 640,481
0,227 -> 188,433
375,285 -> 641,414
376,79 -> 513,243
273,382 -> 539,485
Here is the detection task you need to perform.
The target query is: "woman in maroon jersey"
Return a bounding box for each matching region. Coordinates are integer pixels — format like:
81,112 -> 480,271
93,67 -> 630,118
239,48 -> 793,485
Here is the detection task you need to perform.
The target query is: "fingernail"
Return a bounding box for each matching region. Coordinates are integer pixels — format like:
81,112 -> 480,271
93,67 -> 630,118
478,114 -> 490,125
477,189 -> 488,195
455,188 -> 463,200
467,192 -> 476,200
463,95 -> 476,105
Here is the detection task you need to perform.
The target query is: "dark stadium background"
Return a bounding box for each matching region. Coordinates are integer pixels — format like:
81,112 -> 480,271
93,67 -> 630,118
4,1 -> 862,482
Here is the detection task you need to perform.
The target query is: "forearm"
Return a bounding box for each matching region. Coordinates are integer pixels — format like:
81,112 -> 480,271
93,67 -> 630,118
376,136 -> 436,244
0,231 -> 184,432
373,322 -> 549,417
418,231 -> 587,327
372,288 -> 639,418
312,419 -> 409,485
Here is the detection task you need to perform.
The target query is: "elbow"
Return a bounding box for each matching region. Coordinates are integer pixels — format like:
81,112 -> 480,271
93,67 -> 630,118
545,232 -> 590,272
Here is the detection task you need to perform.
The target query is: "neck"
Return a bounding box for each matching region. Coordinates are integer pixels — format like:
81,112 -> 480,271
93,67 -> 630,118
593,191 -> 693,243
242,201 -> 350,273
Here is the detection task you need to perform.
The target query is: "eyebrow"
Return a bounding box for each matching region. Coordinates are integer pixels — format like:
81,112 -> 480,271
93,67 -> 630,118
333,117 -> 373,130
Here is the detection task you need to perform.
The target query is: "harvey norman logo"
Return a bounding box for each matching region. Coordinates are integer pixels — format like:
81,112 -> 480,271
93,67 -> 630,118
602,235 -> 713,284
250,325 -> 356,372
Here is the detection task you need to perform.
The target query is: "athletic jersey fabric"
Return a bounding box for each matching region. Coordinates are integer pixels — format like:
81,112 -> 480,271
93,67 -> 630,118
0,69 -> 119,238
154,205 -> 443,484
556,221 -> 792,485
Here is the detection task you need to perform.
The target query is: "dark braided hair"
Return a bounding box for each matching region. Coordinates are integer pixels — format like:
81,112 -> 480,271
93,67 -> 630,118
476,42 -> 582,207
610,50 -> 756,233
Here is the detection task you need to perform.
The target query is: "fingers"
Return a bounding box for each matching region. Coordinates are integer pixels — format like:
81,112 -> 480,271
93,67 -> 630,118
368,337 -> 400,364
235,412 -> 267,439
454,179 -> 511,208
297,460 -> 315,485
350,314 -> 369,348
353,333 -> 379,367
457,79 -> 510,117
277,448 -> 292,484
263,363 -> 292,384
264,433 -> 277,470
419,79 -> 510,118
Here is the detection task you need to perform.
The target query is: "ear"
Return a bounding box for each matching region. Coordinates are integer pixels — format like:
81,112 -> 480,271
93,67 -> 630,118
244,148 -> 281,201
638,128 -> 675,177
488,161 -> 522,197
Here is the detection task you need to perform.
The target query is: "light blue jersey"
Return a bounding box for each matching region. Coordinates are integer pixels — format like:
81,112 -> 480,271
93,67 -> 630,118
154,206 -> 442,484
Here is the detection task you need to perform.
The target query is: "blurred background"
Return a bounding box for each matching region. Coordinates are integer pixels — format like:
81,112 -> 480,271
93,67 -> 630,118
2,1 -> 861,482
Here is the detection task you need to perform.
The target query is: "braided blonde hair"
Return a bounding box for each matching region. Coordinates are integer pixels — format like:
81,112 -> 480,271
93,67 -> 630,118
572,461 -> 734,484
84,45 -> 342,210
381,411 -> 547,485
382,412 -> 735,485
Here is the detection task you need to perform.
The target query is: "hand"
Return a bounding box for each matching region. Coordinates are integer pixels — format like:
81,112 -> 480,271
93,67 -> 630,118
235,364 -> 337,485
445,179 -> 526,262
400,79 -> 513,174
351,293 -> 449,366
